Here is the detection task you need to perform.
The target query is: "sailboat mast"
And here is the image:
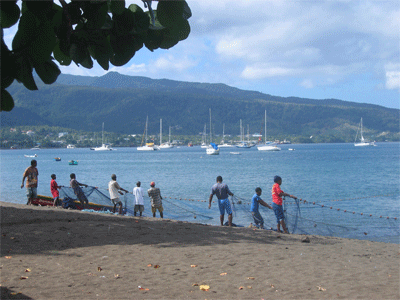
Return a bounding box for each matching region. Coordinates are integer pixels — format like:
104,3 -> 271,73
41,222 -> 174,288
160,119 -> 162,145
168,126 -> 171,143
264,110 -> 267,144
102,122 -> 104,145
145,116 -> 148,143
209,108 -> 212,143
223,123 -> 225,143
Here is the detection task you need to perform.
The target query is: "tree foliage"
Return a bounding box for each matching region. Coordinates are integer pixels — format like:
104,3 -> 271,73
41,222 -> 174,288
0,0 -> 191,111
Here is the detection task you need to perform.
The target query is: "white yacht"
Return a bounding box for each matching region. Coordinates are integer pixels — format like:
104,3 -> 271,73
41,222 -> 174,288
138,116 -> 158,151
206,108 -> 219,155
257,110 -> 281,151
354,118 -> 376,147
91,123 -> 114,151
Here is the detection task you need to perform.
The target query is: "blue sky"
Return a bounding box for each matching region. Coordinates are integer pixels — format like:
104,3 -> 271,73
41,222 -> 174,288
3,0 -> 400,109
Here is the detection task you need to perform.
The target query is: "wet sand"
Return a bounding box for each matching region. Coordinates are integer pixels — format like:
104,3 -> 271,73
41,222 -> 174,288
1,201 -> 399,299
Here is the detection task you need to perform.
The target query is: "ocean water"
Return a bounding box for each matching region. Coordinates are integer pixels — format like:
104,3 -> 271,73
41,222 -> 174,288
1,143 -> 399,243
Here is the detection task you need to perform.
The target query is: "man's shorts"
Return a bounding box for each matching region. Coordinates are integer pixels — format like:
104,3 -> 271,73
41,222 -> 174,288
251,211 -> 264,227
151,205 -> 163,213
272,203 -> 285,224
26,187 -> 37,199
112,198 -> 122,206
218,198 -> 232,215
134,205 -> 144,212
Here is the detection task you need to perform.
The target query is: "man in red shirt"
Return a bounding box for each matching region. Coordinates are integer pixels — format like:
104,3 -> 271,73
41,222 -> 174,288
271,175 -> 297,233
50,174 -> 63,206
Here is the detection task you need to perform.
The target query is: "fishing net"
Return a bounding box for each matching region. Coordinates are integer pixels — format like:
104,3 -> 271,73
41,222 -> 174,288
58,187 -> 399,243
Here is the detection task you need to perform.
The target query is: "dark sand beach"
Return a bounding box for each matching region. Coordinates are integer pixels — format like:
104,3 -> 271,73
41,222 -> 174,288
1,201 -> 399,299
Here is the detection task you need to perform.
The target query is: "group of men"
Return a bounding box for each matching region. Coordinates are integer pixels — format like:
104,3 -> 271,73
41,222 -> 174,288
209,175 -> 297,232
22,160 -> 297,232
108,174 -> 164,218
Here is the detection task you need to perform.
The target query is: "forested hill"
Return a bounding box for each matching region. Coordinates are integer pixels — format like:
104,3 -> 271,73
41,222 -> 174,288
2,72 -> 399,142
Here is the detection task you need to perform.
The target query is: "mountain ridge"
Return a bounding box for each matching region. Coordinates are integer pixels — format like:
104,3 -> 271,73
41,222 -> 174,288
2,72 -> 398,142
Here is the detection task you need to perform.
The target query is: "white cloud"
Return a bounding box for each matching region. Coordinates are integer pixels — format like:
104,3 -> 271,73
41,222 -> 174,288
385,63 -> 400,89
151,54 -> 197,73
241,66 -> 295,79
300,79 -> 314,89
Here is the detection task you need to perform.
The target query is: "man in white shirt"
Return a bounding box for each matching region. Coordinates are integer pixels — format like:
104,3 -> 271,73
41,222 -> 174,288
133,181 -> 145,216
108,174 -> 129,214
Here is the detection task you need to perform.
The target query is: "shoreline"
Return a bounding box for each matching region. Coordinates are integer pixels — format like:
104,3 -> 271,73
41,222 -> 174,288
1,201 -> 399,299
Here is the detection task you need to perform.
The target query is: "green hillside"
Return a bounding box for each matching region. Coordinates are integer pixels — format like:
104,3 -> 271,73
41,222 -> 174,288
2,72 -> 399,143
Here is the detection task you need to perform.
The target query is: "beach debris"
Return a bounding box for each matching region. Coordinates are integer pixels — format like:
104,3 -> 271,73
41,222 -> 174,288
154,265 -> 160,268
114,274 -> 120,279
25,268 -> 31,272
190,264 -> 197,268
239,286 -> 244,290
247,277 -> 255,280
97,267 -> 102,272
20,276 -> 28,280
247,286 -> 252,289
138,286 -> 149,290
302,236 -> 310,243
192,283 -> 199,286
147,264 -> 152,267
220,272 -> 227,276
317,286 -> 326,291
5,256 -> 12,259
270,284 -> 275,288
10,292 -> 22,296
199,285 -> 210,291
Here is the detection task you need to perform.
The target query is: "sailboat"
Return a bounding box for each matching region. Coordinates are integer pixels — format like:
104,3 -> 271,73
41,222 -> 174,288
218,123 -> 234,147
354,118 -> 376,147
159,119 -> 174,149
236,119 -> 251,148
257,110 -> 281,151
206,108 -> 220,155
137,116 -> 158,151
201,124 -> 208,148
91,123 -> 114,151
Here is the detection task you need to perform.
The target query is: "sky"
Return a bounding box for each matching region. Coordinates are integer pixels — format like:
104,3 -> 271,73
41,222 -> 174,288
3,0 -> 400,109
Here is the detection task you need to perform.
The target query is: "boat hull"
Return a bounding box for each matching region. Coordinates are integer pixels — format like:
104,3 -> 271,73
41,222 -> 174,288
257,145 -> 281,151
32,195 -> 113,211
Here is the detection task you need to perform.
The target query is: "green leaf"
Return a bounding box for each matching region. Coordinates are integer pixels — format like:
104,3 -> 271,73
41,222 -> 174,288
53,41 -> 72,66
24,0 -> 53,18
110,34 -> 141,66
0,89 -> 14,112
110,0 -> 125,15
70,43 -> 93,69
1,41 -> 15,88
88,37 -> 112,70
29,20 -> 56,67
157,1 -> 185,28
128,3 -> 144,14
85,2 -> 108,29
12,10 -> 39,51
0,1 -> 20,29
113,8 -> 135,34
128,5 -> 150,35
35,59 -> 61,84
169,18 -> 190,41
14,56 -> 38,91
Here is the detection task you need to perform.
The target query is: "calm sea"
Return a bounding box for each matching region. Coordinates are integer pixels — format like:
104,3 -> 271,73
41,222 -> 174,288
1,143 -> 399,243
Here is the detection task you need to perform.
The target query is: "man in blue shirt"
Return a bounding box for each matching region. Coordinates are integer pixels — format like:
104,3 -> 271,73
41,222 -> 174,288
209,176 -> 234,226
251,187 -> 272,229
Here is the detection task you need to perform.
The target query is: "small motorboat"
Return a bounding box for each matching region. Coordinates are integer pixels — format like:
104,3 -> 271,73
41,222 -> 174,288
230,152 -> 241,155
54,157 -> 61,161
69,160 -> 78,165
24,154 -> 37,158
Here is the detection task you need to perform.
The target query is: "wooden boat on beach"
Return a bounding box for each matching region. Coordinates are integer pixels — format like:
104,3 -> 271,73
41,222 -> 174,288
32,195 -> 114,211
